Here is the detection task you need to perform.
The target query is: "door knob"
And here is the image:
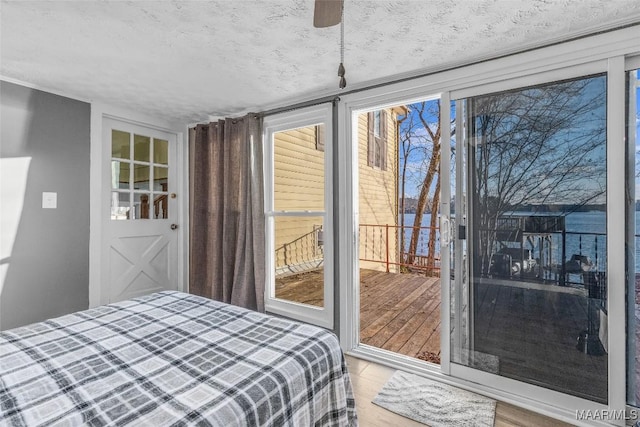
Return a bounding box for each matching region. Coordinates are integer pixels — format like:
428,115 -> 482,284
170,224 -> 178,230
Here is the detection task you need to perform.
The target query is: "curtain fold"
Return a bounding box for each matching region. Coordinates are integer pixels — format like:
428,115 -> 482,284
189,114 -> 265,312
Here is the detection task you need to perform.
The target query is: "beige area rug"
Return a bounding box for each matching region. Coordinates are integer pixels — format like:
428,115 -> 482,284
372,371 -> 496,427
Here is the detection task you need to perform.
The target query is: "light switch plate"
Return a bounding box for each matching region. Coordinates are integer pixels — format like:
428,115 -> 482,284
42,192 -> 57,209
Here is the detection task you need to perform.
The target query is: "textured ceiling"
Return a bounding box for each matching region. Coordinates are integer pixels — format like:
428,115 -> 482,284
2,1 -> 640,124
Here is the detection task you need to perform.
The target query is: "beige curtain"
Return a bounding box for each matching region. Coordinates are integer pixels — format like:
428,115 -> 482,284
189,115 -> 265,311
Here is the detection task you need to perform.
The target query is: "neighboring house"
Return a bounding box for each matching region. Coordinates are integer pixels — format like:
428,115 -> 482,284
358,107 -> 404,273
273,106 -> 403,276
273,125 -> 326,275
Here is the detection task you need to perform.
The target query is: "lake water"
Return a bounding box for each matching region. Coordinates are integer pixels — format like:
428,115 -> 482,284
401,211 -> 640,271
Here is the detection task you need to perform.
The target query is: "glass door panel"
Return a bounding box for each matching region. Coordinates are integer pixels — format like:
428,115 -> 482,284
453,74 -> 608,403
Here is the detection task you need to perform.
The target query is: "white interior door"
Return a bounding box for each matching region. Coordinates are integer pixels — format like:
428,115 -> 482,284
103,118 -> 179,303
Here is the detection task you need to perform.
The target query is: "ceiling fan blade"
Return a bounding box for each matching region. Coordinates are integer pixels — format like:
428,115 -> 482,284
313,0 -> 343,28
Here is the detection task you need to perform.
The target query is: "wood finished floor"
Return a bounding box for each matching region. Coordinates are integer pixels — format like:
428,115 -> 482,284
346,355 -> 575,427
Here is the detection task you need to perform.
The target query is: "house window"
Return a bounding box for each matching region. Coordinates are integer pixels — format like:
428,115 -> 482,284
373,111 -> 381,137
368,110 -> 387,169
315,124 -> 325,152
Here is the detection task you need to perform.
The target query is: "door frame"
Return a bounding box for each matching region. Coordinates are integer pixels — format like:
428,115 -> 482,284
338,26 -> 639,425
627,56 -> 640,407
89,103 -> 188,307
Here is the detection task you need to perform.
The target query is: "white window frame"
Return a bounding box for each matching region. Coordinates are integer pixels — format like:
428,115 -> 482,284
263,104 -> 334,329
337,26 -> 639,426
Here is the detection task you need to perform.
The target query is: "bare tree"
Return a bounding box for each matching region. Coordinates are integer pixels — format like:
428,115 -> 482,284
471,77 -> 607,275
399,101 -> 442,275
397,77 -> 605,278
397,113 -> 411,259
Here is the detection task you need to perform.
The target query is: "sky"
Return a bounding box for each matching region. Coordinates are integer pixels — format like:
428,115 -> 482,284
397,71 -> 640,205
397,99 -> 443,199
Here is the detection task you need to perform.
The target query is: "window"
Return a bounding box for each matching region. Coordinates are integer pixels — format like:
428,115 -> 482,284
368,110 -> 387,169
315,124 -> 325,152
264,105 -> 334,329
373,110 -> 381,137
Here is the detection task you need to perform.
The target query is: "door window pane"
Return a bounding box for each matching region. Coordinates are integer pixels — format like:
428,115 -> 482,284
154,139 -> 168,164
453,74 -> 608,403
133,165 -> 150,190
154,194 -> 168,219
273,126 -> 325,211
111,191 -> 130,220
111,128 -> 171,221
133,193 -> 152,220
112,130 -> 130,159
111,161 -> 130,190
134,134 -> 151,162
154,166 -> 168,192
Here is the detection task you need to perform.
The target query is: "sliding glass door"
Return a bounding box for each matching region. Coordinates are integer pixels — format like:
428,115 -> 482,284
340,33 -> 637,419
451,74 -> 609,403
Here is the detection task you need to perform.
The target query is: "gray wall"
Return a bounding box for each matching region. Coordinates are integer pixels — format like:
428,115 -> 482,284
1,81 -> 90,329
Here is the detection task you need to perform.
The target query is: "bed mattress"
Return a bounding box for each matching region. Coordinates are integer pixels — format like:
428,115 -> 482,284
0,291 -> 357,426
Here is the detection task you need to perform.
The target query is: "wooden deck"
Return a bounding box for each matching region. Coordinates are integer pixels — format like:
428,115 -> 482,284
473,280 -> 607,403
275,268 -> 612,403
275,270 -> 325,307
275,268 -> 441,360
359,269 -> 440,360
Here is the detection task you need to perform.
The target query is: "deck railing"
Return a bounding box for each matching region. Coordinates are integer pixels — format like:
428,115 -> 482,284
479,226 -> 608,303
274,223 -> 441,277
275,225 -> 324,276
273,221 -> 621,293
556,230 -> 606,286
359,223 -> 441,276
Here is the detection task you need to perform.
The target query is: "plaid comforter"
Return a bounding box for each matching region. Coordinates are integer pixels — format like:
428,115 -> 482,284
0,291 -> 357,426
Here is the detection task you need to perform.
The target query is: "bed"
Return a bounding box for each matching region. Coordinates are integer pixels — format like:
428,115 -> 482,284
0,291 -> 358,426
